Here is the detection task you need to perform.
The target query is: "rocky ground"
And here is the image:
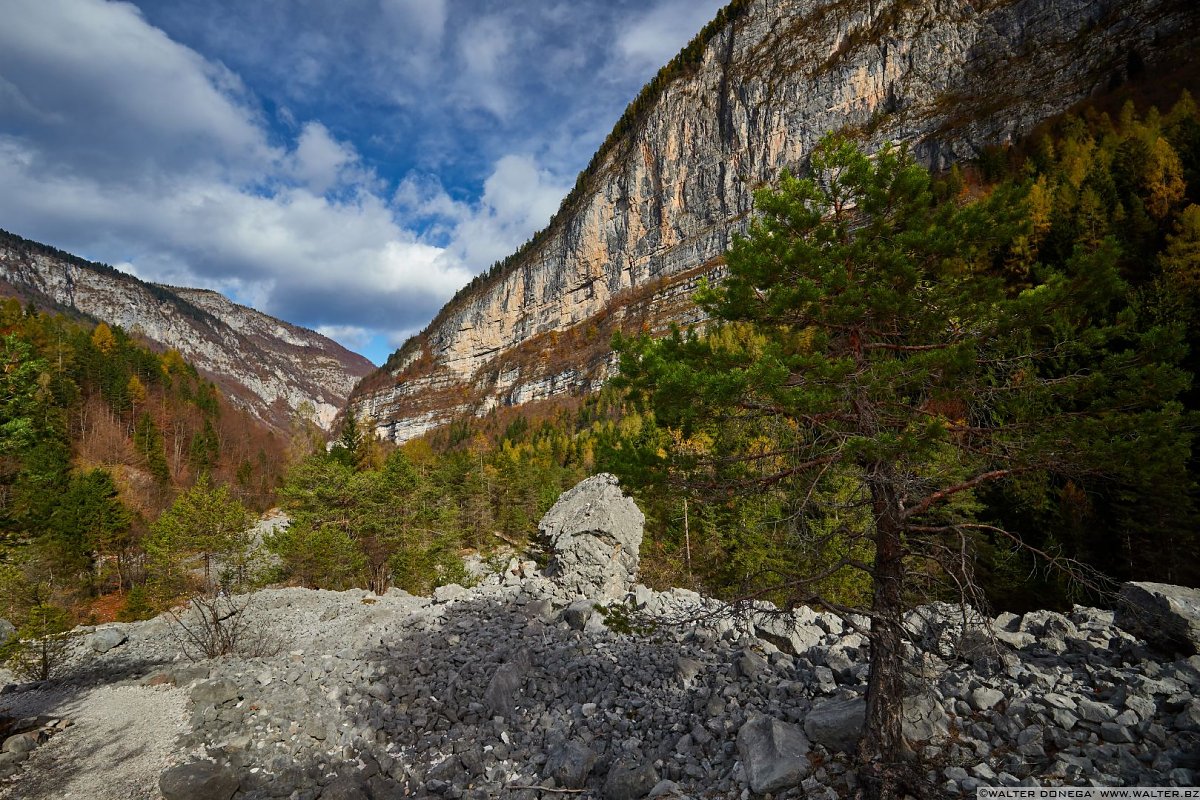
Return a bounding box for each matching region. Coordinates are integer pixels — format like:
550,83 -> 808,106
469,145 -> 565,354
0,475 -> 1198,799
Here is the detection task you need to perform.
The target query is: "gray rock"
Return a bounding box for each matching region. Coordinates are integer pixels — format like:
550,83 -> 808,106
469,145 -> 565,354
485,653 -> 530,717
902,693 -> 950,743
544,740 -> 598,790
1117,582 -> 1200,656
970,687 -> 1005,711
804,697 -> 865,754
540,474 -> 645,600
753,611 -> 823,656
190,678 -> 239,707
1078,699 -> 1117,724
159,761 -> 240,800
432,583 -> 469,604
736,714 -> 811,794
1173,700 -> 1200,731
562,600 -> 597,630
604,758 -> 659,800
89,626 -> 127,653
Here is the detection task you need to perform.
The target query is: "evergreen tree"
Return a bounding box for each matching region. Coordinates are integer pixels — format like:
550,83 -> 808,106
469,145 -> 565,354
147,474 -> 251,595
614,135 -> 1191,796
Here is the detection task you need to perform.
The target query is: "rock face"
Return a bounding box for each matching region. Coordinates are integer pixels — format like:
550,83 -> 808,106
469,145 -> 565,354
540,473 -> 645,600
1117,582 -> 1200,656
349,0 -> 1200,442
0,230 -> 374,431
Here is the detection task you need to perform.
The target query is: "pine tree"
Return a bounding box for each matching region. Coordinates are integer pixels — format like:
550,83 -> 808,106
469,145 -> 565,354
614,135 -> 1190,797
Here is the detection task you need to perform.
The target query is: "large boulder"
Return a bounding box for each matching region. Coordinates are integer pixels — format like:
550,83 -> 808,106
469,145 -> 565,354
540,473 -> 645,600
736,714 -> 811,795
89,626 -> 127,653
1116,582 -> 1200,656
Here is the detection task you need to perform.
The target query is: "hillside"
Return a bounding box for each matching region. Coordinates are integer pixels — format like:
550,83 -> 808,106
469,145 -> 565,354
348,0 -> 1200,442
0,230 -> 374,432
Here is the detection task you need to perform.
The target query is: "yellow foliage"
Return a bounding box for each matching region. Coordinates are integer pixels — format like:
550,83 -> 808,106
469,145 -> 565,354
91,322 -> 116,355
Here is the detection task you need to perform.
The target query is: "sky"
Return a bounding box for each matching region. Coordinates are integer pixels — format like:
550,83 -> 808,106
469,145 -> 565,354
0,0 -> 728,364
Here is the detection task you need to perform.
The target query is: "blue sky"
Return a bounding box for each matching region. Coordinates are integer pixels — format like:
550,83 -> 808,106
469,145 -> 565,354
0,0 -> 727,364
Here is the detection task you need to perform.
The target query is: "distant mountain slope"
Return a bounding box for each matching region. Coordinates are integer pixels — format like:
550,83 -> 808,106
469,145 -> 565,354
348,0 -> 1200,442
0,230 -> 374,431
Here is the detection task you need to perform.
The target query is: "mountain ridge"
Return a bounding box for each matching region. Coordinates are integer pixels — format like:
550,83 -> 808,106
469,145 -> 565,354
0,228 -> 374,432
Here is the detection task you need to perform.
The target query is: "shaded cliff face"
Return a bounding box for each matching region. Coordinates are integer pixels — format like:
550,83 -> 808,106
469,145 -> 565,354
351,0 -> 1199,442
0,232 -> 374,431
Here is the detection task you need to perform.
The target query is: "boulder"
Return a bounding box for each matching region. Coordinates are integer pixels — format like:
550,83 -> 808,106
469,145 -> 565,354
753,611 -> 824,656
604,758 -> 659,800
1116,582 -> 1200,656
190,678 -> 239,707
736,714 -> 811,794
804,697 -> 865,754
484,652 -> 530,718
89,626 -> 127,653
544,740 -> 598,790
159,761 -> 240,800
540,473 -> 645,600
902,692 -> 951,743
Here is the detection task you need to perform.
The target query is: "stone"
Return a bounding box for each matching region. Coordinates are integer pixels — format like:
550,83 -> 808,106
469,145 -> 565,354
804,697 -> 865,754
562,600 -> 597,630
544,740 -> 598,790
753,612 -> 823,656
190,678 -> 239,707
432,583 -> 469,604
159,761 -> 240,800
1173,701 -> 1200,732
1116,582 -> 1200,656
89,626 -> 128,653
736,714 -> 811,794
540,474 -> 645,600
485,653 -> 530,718
604,758 -> 659,800
970,687 -> 1005,712
902,693 -> 950,743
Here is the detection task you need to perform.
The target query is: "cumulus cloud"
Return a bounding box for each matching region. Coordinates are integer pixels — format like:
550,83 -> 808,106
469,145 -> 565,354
395,154 -> 570,269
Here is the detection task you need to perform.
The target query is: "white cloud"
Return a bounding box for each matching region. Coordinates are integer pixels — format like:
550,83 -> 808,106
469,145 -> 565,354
395,154 -> 570,270
613,0 -> 727,78
289,122 -> 361,194
0,0 -> 474,353
315,324 -> 374,351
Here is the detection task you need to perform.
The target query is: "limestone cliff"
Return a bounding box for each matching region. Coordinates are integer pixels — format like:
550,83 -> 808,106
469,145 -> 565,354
350,0 -> 1200,442
0,230 -> 374,431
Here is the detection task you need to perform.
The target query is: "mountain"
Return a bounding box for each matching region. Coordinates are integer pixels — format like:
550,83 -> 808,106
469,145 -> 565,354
348,0 -> 1200,442
0,230 -> 374,431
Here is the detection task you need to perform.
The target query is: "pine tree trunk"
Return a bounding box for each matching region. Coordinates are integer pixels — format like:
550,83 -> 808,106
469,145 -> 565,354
858,478 -> 906,800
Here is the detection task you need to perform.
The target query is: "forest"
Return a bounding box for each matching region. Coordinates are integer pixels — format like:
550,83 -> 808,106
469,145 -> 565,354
1,94 -> 1198,676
